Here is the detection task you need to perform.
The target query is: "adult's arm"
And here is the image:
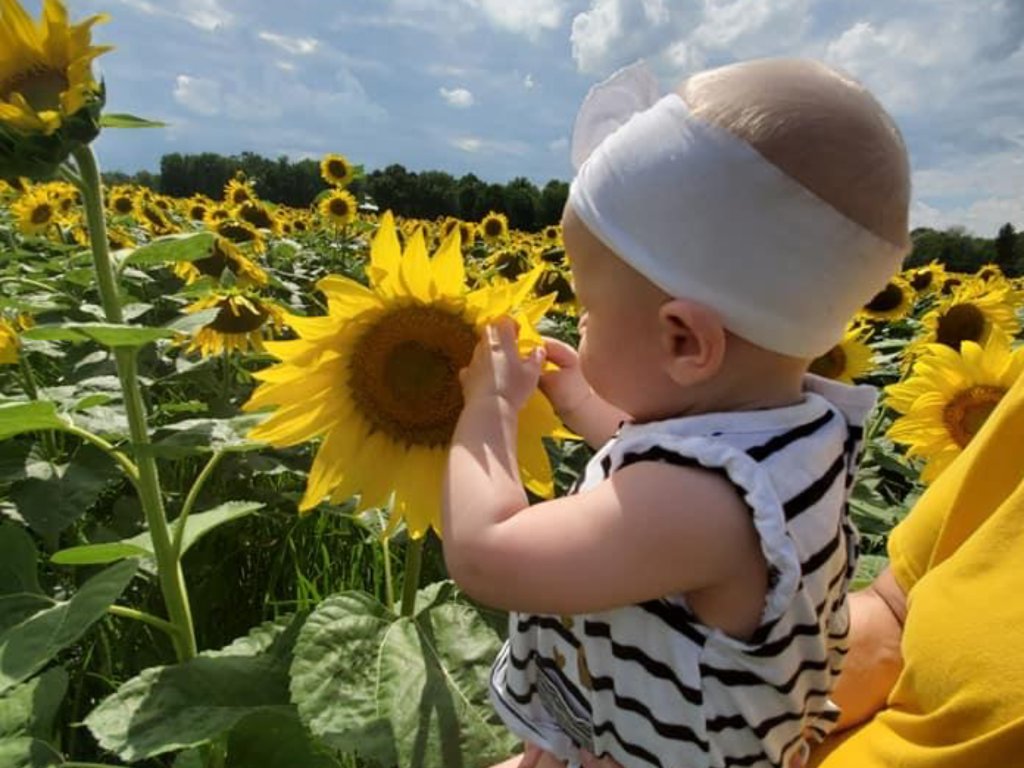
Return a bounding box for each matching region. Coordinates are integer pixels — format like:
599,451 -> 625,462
829,565 -> 906,730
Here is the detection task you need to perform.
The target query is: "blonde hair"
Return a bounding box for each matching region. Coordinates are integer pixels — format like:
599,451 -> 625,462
680,58 -> 910,249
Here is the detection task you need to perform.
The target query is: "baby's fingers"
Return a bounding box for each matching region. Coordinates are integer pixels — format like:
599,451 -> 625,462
541,336 -> 579,367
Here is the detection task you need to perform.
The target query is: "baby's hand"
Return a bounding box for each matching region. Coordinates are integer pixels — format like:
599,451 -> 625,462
538,337 -> 593,419
459,317 -> 546,411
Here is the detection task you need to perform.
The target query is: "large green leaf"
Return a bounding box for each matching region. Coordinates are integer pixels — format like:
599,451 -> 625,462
0,667 -> 68,739
22,322 -> 174,348
0,524 -> 42,596
0,403 -> 67,441
0,560 -> 137,695
50,501 -> 263,570
100,113 -> 167,128
0,737 -> 62,767
6,446 -> 119,540
148,415 -> 268,458
851,554 -> 889,591
226,708 -> 341,768
84,614 -> 301,762
289,586 -> 517,768
119,232 -> 215,269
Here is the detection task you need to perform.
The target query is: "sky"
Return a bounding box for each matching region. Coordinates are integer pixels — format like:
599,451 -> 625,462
43,0 -> 1024,237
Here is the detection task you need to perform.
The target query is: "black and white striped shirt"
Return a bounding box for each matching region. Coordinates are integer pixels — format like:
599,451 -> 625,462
490,374 -> 877,768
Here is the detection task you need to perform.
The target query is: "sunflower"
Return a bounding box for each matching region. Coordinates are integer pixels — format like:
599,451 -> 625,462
11,185 -> 56,235
236,200 -> 279,234
184,290 -> 286,357
0,315 -> 21,364
534,266 -> 577,315
242,211 -> 562,537
107,184 -> 136,217
185,194 -> 213,223
905,262 -> 945,294
319,188 -> 357,227
914,282 -> 1021,354
859,276 -> 915,322
210,217 -> 264,253
885,331 -> 1024,483
976,263 -> 1003,282
458,221 -> 476,249
541,224 -> 562,247
0,0 -> 111,136
320,152 -> 354,188
173,235 -> 268,287
223,178 -> 256,208
489,247 -> 534,282
479,210 -> 509,244
808,324 -> 875,384
134,196 -> 175,236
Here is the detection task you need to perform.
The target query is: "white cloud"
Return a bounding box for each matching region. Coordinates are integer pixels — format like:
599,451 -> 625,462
462,0 -> 571,39
450,136 -> 530,155
440,87 -> 475,108
276,60 -> 297,73
258,31 -> 319,55
548,136 -> 569,153
112,0 -> 232,30
172,74 -> 221,116
524,73 -> 536,89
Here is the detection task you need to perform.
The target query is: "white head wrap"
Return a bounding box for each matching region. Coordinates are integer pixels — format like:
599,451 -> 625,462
568,61 -> 909,358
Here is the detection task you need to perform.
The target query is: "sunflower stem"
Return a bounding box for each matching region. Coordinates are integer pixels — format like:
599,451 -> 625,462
107,604 -> 179,637
378,509 -> 396,611
71,144 -> 197,662
61,424 -> 140,489
173,449 -> 227,559
400,536 -> 424,617
17,352 -> 60,461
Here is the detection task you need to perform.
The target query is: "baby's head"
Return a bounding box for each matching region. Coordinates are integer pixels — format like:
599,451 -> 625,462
563,58 -> 910,421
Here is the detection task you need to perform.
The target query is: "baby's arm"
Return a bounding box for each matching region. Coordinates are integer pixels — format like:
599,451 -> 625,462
539,337 -> 629,449
442,319 -> 760,615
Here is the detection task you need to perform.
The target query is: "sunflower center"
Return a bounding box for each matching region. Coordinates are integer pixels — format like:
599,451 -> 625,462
495,250 -> 530,279
189,204 -> 208,221
864,283 -> 904,313
193,240 -> 232,278
217,222 -> 257,244
349,305 -> 477,447
935,304 -> 986,350
809,344 -> 848,380
327,159 -> 348,178
113,196 -> 134,215
943,385 -> 1006,448
1,67 -> 68,113
484,219 -> 503,238
30,203 -> 54,225
208,299 -> 268,334
239,202 -> 274,230
328,198 -> 350,217
979,268 -> 996,281
941,278 -> 962,295
910,271 -> 933,291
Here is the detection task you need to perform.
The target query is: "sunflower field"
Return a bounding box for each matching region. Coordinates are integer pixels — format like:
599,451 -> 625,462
2,2 -> 1024,768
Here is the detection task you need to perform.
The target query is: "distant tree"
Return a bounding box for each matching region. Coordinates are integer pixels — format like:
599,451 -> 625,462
994,223 -> 1017,272
503,177 -> 541,231
539,180 -> 569,226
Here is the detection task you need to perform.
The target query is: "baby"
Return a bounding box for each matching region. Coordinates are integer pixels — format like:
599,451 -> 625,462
442,57 -> 910,768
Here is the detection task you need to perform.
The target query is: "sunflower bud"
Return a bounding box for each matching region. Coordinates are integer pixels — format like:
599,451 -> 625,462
0,0 -> 112,181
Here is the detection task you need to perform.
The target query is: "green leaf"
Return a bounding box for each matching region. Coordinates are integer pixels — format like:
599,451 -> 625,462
148,415 -> 267,458
164,307 -> 219,336
227,708 -> 341,768
6,445 -> 119,540
50,542 -> 152,566
22,322 -> 174,348
85,655 -> 292,760
119,232 -> 215,269
0,524 -> 42,597
123,501 -> 264,573
851,554 -> 889,591
0,667 -> 68,739
289,587 -> 517,768
0,737 -> 62,767
0,596 -> 55,636
0,560 -> 137,695
0,403 -> 67,441
100,112 -> 167,128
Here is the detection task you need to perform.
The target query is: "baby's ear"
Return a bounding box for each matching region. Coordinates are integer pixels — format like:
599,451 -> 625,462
658,299 -> 727,386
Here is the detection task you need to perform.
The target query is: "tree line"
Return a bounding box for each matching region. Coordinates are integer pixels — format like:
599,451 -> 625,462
103,151 -> 568,232
103,151 -> 1023,273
